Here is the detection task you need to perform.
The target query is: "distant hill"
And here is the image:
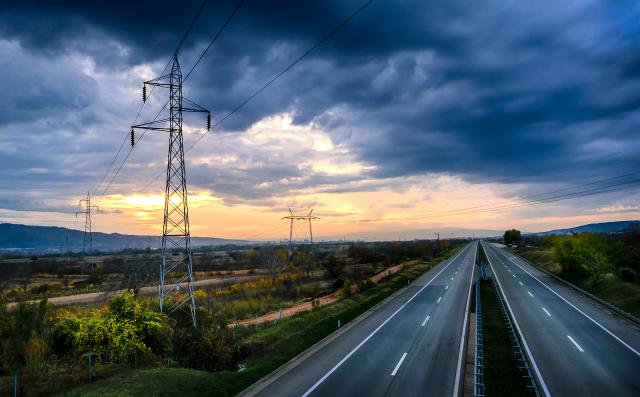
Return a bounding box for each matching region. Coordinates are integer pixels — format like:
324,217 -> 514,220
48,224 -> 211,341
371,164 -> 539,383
533,220 -> 640,236
0,223 -> 249,252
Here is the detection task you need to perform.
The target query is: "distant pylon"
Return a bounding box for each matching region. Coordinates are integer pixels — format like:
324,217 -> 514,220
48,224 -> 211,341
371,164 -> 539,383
283,209 -> 319,264
132,54 -> 210,327
75,191 -> 99,255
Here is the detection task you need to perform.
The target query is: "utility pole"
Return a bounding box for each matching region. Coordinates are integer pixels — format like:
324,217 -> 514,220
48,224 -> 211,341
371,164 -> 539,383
131,53 -> 210,327
76,191 -> 99,255
434,232 -> 440,241
283,209 -> 318,266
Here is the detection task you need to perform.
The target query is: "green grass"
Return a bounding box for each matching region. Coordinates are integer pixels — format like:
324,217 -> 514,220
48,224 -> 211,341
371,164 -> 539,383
480,279 -> 532,396
511,247 -> 640,317
58,249 -> 460,397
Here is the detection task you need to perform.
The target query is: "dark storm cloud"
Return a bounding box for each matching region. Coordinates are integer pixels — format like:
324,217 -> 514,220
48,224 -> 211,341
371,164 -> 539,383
1,0 -> 640,209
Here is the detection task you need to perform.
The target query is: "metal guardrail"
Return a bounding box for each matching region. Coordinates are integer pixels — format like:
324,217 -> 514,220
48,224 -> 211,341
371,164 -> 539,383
506,250 -> 640,328
491,276 -> 540,397
474,280 -> 485,397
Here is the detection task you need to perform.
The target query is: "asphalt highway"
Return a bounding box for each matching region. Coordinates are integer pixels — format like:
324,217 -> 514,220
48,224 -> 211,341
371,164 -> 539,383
248,241 -> 478,397
483,241 -> 640,397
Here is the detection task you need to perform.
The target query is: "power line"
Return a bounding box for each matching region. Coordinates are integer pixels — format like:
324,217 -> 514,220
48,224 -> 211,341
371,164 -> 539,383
98,0 -> 246,199
138,0 -> 375,193
92,0 -> 211,199
184,0 -> 246,82
318,172 -> 640,223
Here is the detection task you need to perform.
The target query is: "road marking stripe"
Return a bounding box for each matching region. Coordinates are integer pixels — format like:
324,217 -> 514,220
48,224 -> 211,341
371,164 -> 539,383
484,243 -> 551,397
500,250 -> 640,359
421,315 -> 430,327
567,335 -> 584,352
528,291 -> 534,297
391,352 -> 408,376
519,281 -> 524,286
445,285 -> 449,290
437,297 -> 442,304
453,242 -> 478,397
451,277 -> 454,281
542,307 -> 551,317
300,244 -> 470,397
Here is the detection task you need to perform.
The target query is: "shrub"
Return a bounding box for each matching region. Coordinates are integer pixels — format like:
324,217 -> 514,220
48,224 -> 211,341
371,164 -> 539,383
25,337 -> 47,375
51,293 -> 172,362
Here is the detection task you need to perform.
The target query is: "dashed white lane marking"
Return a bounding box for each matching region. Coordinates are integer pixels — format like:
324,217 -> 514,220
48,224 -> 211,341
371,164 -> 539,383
519,281 -> 524,286
542,307 -> 551,317
505,252 -> 640,359
437,296 -> 442,304
300,244 -> 470,397
528,291 -> 534,297
445,285 -> 449,290
391,352 -> 408,376
421,315 -> 431,327
567,335 -> 584,352
450,277 -> 454,281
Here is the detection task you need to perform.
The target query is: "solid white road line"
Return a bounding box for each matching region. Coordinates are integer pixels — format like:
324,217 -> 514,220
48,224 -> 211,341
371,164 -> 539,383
567,335 -> 584,352
391,352 -> 408,376
528,291 -> 534,297
300,244 -> 470,397
484,243 -> 551,397
437,297 -> 442,304
542,307 -> 551,317
421,315 -> 431,327
501,250 -> 640,359
452,242 -> 478,397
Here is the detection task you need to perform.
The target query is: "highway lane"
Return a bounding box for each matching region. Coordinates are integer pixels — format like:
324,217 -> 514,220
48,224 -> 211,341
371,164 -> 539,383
483,242 -> 640,397
248,241 -> 478,397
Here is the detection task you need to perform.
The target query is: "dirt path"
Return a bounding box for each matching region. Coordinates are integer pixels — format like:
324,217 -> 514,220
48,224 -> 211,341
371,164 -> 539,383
228,261 -> 413,327
6,274 -> 264,312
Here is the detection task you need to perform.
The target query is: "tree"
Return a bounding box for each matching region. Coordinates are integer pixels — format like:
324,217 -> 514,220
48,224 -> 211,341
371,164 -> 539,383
261,249 -> 287,286
503,229 -> 523,246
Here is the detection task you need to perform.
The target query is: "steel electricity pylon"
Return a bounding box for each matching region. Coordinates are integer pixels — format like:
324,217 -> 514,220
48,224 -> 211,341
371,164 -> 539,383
283,209 -> 318,261
76,191 -> 99,255
131,53 -> 210,327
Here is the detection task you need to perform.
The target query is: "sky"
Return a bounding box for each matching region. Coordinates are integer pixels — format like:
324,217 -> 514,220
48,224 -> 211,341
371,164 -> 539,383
1,0 -> 640,241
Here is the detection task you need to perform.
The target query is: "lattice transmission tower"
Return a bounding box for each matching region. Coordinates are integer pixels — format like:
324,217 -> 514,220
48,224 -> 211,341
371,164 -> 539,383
131,54 -> 210,327
75,191 -> 99,255
283,209 -> 318,270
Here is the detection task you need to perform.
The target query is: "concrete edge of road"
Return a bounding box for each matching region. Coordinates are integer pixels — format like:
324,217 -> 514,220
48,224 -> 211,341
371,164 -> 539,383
482,242 -> 550,397
499,246 -> 640,328
453,243 -> 477,397
237,244 -> 469,397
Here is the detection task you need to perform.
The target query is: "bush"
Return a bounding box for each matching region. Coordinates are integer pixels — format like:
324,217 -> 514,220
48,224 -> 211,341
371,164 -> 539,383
51,293 -> 172,363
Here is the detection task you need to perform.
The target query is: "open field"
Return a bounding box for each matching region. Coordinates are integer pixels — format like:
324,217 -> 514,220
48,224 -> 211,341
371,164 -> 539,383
56,247 -> 458,397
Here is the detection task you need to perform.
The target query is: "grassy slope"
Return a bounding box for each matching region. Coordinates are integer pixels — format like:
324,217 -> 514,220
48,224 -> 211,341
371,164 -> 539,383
480,279 -> 531,396
59,249 -> 459,397
511,247 -> 640,317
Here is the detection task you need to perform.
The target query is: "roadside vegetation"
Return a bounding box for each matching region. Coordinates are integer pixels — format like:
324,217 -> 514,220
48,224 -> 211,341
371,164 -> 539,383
0,239 -> 458,396
508,230 -> 640,316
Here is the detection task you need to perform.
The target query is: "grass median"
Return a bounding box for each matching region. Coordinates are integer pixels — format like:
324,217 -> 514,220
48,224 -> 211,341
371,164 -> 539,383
480,278 -> 532,396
